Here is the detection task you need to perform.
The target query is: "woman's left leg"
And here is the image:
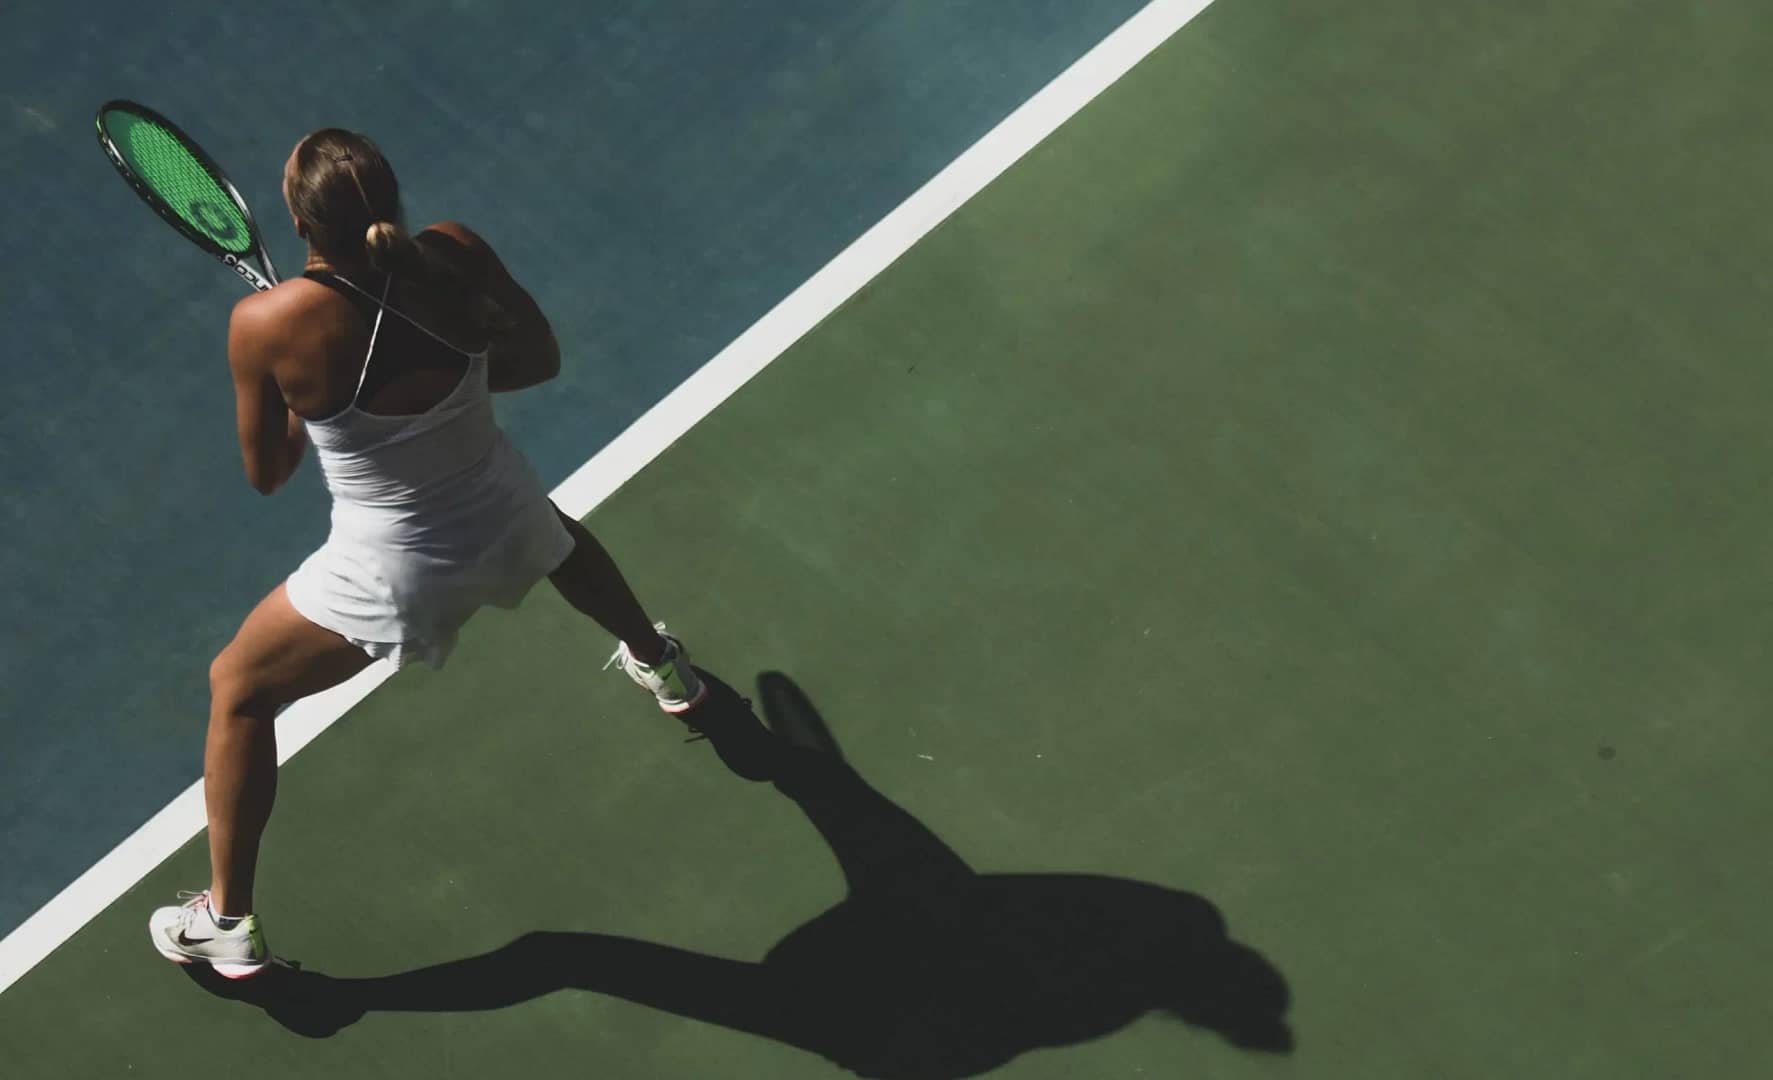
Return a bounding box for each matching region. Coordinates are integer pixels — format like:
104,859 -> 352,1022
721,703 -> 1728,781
204,583 -> 372,916
153,584 -> 371,976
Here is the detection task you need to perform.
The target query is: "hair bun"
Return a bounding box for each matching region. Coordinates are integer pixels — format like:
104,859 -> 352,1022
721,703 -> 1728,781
364,219 -> 417,275
365,220 -> 400,248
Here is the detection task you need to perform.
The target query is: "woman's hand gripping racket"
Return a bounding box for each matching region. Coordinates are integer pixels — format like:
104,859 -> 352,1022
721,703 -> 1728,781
95,100 -> 280,292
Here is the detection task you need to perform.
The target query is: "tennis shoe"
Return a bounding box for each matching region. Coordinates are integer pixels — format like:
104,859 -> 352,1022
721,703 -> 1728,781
148,890 -> 269,979
606,624 -> 707,713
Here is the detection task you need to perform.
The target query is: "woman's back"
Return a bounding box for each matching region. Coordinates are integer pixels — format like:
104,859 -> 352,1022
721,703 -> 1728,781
273,227 -> 492,423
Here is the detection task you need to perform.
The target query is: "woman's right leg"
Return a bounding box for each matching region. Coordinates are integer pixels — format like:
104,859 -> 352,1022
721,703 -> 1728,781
547,506 -> 705,713
547,507 -> 668,665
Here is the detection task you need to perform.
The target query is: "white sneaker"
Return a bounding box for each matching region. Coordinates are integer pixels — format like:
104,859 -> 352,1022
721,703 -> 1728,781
605,624 -> 707,714
148,890 -> 269,979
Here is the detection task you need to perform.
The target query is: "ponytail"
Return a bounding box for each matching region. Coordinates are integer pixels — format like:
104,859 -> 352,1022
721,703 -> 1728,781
364,220 -> 425,278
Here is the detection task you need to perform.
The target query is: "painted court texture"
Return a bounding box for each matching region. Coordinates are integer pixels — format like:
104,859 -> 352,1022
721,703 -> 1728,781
4,1 -> 1772,1077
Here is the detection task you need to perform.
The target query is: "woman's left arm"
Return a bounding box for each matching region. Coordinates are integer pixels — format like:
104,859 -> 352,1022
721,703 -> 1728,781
228,294 -> 306,495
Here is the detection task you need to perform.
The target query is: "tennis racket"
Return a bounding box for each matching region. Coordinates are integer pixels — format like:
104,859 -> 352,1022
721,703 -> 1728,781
95,99 -> 280,292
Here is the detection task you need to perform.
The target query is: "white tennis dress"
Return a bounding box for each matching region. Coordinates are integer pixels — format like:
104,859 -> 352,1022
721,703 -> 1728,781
284,275 -> 574,669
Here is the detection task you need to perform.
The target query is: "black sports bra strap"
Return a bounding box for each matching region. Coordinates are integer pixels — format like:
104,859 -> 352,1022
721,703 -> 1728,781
326,273 -> 483,359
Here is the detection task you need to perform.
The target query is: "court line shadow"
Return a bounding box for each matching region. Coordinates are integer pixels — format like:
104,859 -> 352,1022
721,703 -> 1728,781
186,672 -> 1293,1075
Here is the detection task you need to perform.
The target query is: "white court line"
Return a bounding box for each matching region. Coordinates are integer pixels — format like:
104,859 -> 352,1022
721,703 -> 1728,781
0,0 -> 1218,996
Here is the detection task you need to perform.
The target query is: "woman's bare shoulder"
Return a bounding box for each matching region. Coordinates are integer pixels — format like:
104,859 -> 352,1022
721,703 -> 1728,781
419,220 -> 484,246
231,276 -> 338,340
417,220 -> 494,258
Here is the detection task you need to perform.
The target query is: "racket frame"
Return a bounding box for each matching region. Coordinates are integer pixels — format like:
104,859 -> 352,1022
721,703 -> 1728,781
94,99 -> 281,292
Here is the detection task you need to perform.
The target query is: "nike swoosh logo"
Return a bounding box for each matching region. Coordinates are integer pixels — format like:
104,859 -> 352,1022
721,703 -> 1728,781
176,930 -> 214,947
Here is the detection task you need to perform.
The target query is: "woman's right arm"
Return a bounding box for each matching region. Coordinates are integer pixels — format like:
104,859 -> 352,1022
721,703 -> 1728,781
423,220 -> 561,391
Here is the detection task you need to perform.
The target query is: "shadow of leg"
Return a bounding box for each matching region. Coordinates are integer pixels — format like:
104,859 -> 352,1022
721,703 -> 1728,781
758,672 -> 973,900
187,933 -> 786,1044
677,669 -> 787,781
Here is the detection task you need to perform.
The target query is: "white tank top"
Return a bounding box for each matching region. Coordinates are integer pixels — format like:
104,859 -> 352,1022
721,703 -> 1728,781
302,275 -> 522,555
283,273 -> 574,665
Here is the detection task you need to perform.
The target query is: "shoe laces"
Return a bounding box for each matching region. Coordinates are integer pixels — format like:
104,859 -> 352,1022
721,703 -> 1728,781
174,890 -> 212,931
603,622 -> 672,673
602,641 -> 630,672
604,640 -> 662,674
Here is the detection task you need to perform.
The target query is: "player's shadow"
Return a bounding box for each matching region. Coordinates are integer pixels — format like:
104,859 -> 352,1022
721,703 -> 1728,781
186,672 -> 1293,1076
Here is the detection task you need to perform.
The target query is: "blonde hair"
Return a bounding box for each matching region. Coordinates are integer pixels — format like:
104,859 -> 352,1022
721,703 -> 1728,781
289,128 -> 509,335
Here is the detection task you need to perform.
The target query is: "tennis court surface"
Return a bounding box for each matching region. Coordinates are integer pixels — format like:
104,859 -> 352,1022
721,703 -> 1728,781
5,1 -> 1773,1076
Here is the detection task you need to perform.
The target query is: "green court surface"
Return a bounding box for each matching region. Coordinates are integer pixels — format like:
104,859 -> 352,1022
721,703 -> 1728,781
6,1 -> 1773,1076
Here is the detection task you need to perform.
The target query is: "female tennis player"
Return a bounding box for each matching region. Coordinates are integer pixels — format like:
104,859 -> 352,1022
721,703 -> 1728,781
148,129 -> 704,978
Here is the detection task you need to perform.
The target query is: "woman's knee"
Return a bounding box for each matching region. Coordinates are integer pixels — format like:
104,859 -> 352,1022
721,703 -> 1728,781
208,648 -> 269,719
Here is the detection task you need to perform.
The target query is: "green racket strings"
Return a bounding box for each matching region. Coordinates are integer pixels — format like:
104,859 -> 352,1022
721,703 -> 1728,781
105,109 -> 253,254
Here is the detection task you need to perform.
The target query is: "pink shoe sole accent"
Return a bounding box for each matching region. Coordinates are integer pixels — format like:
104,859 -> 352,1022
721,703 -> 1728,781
154,948 -> 264,978
660,684 -> 710,714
